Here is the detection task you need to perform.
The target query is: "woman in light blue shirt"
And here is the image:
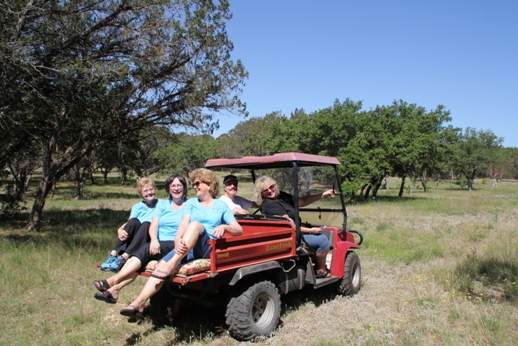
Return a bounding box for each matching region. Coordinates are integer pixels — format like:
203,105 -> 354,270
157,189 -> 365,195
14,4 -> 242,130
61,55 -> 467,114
94,175 -> 188,304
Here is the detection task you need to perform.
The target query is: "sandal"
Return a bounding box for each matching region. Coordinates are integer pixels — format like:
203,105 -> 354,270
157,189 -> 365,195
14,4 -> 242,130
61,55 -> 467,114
94,290 -> 117,304
316,268 -> 331,279
120,305 -> 143,319
150,269 -> 170,280
93,279 -> 110,292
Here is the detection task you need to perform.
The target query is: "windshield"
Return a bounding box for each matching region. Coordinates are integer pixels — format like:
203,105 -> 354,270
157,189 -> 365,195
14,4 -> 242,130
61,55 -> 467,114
253,166 -> 345,228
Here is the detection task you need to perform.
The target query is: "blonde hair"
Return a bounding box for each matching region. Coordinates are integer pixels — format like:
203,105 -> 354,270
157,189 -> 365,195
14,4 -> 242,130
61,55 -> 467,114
254,175 -> 278,205
189,168 -> 219,198
136,177 -> 155,194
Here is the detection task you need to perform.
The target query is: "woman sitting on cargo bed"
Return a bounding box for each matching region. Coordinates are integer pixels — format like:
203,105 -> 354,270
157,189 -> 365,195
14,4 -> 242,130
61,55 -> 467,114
120,168 -> 243,317
93,175 -> 189,304
255,175 -> 334,278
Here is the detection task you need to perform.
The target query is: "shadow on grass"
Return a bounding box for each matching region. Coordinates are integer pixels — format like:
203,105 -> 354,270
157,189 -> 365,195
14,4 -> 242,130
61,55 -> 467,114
123,299 -> 227,345
46,185 -> 137,200
123,283 -> 344,344
1,208 -> 126,231
0,209 -> 127,250
86,192 -> 138,199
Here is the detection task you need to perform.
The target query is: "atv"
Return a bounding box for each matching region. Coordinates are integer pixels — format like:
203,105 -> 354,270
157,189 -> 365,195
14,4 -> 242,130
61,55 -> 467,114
152,152 -> 363,340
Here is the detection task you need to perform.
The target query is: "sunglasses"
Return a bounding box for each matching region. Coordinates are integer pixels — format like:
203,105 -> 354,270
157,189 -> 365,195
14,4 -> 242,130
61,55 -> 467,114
262,184 -> 276,193
224,180 -> 238,186
192,180 -> 209,188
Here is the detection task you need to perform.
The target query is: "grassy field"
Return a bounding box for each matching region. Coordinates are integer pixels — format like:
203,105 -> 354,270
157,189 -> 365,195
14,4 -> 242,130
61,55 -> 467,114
0,177 -> 517,345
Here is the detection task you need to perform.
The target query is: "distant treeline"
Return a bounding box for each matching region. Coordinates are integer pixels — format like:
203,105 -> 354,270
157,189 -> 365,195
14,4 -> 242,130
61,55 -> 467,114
159,99 -> 516,197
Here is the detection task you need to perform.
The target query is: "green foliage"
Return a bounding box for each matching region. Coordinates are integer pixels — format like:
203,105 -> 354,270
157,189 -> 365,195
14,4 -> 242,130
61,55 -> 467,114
0,0 -> 247,227
493,147 -> 518,179
216,112 -> 291,157
155,133 -> 216,175
449,128 -> 503,190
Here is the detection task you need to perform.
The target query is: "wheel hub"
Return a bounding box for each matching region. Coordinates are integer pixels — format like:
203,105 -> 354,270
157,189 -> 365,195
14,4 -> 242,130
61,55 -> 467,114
252,292 -> 275,328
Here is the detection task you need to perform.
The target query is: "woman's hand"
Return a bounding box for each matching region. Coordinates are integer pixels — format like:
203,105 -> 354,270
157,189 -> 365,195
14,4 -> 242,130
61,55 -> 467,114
117,226 -> 128,241
175,238 -> 189,255
213,225 -> 227,238
149,239 -> 160,255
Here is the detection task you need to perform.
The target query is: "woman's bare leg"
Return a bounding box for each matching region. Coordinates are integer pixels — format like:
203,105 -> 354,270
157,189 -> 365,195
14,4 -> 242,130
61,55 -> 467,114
106,257 -> 142,287
106,273 -> 138,300
126,222 -> 204,310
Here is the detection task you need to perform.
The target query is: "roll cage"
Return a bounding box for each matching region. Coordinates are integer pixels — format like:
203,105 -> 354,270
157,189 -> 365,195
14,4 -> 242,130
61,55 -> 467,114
205,152 -> 348,232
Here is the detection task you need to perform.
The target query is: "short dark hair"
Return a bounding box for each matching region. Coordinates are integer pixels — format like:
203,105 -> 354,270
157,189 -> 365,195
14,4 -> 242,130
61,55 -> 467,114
223,174 -> 238,185
164,174 -> 187,200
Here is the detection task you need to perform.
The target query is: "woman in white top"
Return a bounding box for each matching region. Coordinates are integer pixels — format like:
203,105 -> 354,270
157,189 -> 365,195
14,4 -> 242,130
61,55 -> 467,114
219,174 -> 257,215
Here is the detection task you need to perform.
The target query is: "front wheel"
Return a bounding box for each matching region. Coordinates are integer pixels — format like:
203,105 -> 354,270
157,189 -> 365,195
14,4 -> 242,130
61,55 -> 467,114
225,281 -> 281,341
338,252 -> 361,295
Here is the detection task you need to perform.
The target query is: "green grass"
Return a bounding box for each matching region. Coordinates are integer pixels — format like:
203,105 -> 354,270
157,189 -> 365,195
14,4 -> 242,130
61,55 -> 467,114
363,227 -> 444,264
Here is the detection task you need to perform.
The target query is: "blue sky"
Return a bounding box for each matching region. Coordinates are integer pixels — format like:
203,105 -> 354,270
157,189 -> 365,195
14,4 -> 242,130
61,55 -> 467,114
213,0 -> 518,147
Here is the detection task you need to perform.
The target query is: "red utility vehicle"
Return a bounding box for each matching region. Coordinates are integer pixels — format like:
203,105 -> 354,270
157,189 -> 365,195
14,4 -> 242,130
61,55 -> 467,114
156,152 -> 362,340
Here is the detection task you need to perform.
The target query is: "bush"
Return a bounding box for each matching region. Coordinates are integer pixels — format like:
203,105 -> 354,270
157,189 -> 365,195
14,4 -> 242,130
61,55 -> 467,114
452,251 -> 518,303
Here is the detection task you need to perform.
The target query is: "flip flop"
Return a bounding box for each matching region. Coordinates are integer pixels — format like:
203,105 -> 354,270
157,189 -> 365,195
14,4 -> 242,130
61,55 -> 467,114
93,279 -> 110,292
120,305 -> 143,319
149,269 -> 170,280
94,290 -> 117,304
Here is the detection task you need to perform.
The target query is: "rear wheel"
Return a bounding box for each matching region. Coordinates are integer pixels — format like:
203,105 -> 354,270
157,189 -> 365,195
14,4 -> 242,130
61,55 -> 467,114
225,281 -> 281,341
338,252 -> 361,295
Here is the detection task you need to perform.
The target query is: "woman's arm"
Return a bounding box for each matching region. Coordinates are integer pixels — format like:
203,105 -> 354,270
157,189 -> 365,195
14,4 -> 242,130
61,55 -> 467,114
300,226 -> 322,234
213,221 -> 243,238
148,217 -> 160,255
233,206 -> 250,215
298,189 -> 335,207
117,223 -> 128,241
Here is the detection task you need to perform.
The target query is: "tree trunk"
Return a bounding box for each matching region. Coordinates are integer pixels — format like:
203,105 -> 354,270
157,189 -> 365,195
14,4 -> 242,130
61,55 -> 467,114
420,178 -> 427,192
102,169 -> 109,184
398,176 -> 406,197
420,169 -> 428,192
120,167 -> 128,185
359,184 -> 368,197
364,184 -> 372,199
73,166 -> 85,200
372,177 -> 383,198
467,178 -> 474,191
467,170 -> 476,191
14,174 -> 31,201
7,163 -> 33,202
27,133 -> 90,229
28,176 -> 54,230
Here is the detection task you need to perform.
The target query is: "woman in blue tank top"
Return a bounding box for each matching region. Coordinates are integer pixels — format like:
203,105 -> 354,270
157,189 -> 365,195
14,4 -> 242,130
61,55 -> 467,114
93,175 -> 188,304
